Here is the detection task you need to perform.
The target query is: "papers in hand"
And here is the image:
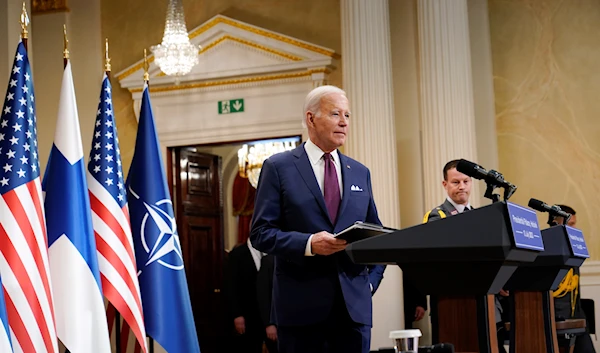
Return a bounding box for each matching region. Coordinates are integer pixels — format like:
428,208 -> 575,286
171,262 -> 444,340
334,221 -> 395,243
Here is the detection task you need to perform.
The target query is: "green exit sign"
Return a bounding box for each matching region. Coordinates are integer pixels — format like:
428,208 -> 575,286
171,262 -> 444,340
218,99 -> 244,114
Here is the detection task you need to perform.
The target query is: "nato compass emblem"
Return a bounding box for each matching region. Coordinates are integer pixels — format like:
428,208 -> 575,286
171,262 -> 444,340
130,188 -> 184,271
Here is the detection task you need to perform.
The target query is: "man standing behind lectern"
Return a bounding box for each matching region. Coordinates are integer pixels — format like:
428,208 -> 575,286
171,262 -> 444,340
250,85 -> 386,353
423,160 -> 473,221
422,160 -> 508,353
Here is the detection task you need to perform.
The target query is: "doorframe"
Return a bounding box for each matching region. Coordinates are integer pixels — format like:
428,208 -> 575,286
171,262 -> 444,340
168,134 -> 302,251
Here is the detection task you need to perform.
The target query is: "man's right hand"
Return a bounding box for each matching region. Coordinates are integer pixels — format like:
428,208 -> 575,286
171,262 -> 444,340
234,316 -> 245,334
310,231 -> 347,255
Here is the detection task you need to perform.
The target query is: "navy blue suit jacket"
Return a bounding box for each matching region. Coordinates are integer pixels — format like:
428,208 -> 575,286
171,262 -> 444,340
250,143 -> 386,327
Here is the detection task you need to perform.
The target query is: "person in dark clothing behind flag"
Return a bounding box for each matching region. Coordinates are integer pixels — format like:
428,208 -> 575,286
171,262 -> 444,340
226,238 -> 278,353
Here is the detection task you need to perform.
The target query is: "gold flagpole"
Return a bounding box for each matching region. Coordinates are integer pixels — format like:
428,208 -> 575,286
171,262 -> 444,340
143,48 -> 150,84
63,24 -> 69,69
20,2 -> 29,50
105,38 -> 112,78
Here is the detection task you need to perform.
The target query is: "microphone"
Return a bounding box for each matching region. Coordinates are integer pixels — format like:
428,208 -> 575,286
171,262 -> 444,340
528,198 -> 572,220
418,343 -> 455,353
456,159 -> 517,200
456,159 -> 489,180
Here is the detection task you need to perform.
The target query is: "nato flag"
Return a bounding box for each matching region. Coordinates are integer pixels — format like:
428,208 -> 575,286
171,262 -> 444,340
126,84 -> 201,353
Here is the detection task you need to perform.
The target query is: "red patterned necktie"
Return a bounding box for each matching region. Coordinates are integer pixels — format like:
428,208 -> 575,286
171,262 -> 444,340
323,153 -> 341,224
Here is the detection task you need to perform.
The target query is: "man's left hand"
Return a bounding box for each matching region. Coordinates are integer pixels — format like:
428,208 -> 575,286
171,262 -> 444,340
266,325 -> 277,341
414,306 -> 426,321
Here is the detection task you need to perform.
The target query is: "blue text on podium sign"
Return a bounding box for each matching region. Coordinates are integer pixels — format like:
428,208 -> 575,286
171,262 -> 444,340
565,226 -> 589,258
507,202 -> 544,251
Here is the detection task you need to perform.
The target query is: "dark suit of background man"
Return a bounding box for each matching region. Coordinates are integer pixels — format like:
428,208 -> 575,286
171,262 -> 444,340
226,238 -> 278,353
250,85 -> 386,353
551,206 -> 596,353
421,159 -> 509,353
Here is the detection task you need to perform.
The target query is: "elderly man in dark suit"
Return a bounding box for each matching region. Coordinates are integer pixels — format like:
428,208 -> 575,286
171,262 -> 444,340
250,85 -> 386,353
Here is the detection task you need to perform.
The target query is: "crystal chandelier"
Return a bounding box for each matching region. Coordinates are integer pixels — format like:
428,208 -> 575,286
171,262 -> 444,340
238,139 -> 299,188
151,0 -> 199,78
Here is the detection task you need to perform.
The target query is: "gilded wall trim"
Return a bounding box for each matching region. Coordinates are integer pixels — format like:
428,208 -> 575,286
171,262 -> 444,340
32,0 -> 69,14
189,16 -> 340,59
153,35 -> 304,77
211,35 -> 303,62
130,69 -> 326,94
117,56 -> 155,81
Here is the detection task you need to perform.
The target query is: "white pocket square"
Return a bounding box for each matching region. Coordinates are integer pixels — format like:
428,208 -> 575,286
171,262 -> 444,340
351,185 -> 363,192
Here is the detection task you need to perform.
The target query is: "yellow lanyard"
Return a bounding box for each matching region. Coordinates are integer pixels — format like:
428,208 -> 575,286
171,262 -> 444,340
552,268 -> 579,317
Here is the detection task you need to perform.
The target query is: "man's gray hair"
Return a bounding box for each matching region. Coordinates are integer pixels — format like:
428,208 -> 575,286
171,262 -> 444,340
302,85 -> 347,128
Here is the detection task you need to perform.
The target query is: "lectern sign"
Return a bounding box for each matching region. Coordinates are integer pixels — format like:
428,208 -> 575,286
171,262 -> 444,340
565,226 -> 590,258
506,202 -> 544,251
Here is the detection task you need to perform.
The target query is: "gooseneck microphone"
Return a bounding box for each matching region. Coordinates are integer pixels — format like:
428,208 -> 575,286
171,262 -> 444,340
528,198 -> 572,225
456,159 -> 515,190
455,159 -> 517,201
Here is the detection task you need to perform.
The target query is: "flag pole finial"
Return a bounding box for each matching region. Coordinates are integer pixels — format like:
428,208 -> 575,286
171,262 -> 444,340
63,24 -> 70,59
143,49 -> 150,83
105,38 -> 111,73
20,2 -> 29,40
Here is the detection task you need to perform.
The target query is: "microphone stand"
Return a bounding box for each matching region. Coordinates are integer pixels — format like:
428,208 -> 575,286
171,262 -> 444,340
547,215 -> 558,227
484,183 -> 501,203
483,170 -> 517,204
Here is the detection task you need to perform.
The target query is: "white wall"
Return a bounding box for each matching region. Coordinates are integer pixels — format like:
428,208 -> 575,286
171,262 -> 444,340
579,261 -> 600,352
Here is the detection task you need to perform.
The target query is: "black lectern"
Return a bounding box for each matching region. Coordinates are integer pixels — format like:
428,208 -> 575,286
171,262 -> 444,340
346,201 -> 543,353
503,225 -> 587,353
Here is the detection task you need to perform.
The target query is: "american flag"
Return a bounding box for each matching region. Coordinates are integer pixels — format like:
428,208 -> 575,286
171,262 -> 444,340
0,41 -> 58,353
0,275 -> 14,352
87,74 -> 147,352
106,303 -> 143,353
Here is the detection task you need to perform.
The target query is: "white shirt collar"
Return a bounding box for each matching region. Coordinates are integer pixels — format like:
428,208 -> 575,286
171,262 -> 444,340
446,196 -> 471,213
304,139 -> 340,165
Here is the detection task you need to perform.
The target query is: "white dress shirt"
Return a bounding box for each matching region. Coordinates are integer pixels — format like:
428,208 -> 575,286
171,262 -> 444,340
303,139 -> 344,256
303,139 -> 343,197
247,238 -> 264,271
446,196 -> 471,213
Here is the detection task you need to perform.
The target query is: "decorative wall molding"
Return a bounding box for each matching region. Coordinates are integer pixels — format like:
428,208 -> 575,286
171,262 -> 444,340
116,14 -> 338,90
32,0 -> 68,14
578,260 -> 600,351
580,260 -> 600,286
116,15 -> 336,157
188,16 -> 340,59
